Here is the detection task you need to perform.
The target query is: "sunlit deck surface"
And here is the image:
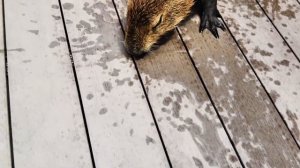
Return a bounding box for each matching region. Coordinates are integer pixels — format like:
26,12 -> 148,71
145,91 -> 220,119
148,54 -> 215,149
1,0 -> 300,167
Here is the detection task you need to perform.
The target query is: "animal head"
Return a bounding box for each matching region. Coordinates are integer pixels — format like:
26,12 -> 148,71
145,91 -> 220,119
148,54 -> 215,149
125,0 -> 191,57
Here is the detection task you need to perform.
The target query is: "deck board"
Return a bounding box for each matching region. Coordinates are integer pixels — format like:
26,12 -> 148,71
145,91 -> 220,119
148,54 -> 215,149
178,16 -> 300,167
1,0 -> 300,167
115,0 -> 242,167
0,1 -> 11,167
219,0 -> 300,144
258,0 -> 300,57
4,0 -> 93,167
60,0 -> 170,167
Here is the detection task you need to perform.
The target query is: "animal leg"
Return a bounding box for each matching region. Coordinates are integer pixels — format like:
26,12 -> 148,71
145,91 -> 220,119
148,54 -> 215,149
198,0 -> 225,38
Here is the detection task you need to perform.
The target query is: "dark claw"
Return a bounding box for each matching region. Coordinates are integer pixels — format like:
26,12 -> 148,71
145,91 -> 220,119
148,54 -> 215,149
219,22 -> 226,31
211,27 -> 219,38
216,10 -> 222,18
199,25 -> 205,33
199,8 -> 226,38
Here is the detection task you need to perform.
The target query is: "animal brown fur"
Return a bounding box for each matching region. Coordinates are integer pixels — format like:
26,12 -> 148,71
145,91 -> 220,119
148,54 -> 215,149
125,0 -> 224,57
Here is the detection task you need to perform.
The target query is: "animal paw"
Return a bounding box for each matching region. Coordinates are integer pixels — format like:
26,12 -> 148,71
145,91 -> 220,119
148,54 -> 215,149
199,9 -> 226,38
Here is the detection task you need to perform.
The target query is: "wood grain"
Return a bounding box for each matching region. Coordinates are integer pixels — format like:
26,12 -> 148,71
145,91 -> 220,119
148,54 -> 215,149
258,0 -> 300,57
178,14 -> 300,167
0,1 -> 11,167
4,0 -> 93,167
218,0 -> 300,144
61,0 -> 170,167
114,0 -> 243,167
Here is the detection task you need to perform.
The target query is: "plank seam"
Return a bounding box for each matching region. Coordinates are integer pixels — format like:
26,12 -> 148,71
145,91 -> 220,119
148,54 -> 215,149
255,0 -> 300,62
297,0 -> 300,5
111,1 -> 174,167
57,1 -> 96,167
2,0 -> 15,167
176,28 -> 246,168
220,16 -> 300,150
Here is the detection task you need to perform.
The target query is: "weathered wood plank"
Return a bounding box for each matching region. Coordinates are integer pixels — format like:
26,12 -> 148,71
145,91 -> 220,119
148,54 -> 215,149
0,1 -> 11,167
218,0 -> 300,144
5,0 -> 93,167
178,14 -> 300,167
60,0 -> 170,167
258,0 -> 300,57
114,0 -> 242,167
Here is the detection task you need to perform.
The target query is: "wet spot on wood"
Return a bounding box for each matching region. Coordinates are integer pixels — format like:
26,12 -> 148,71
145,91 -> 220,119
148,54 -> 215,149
3,48 -> 25,52
281,9 -> 296,19
278,60 -> 290,66
130,129 -> 134,136
115,78 -> 130,86
146,136 -> 155,145
192,157 -> 203,168
163,97 -> 172,106
28,30 -> 39,35
287,110 -> 300,139
254,47 -> 272,56
86,93 -> 94,100
251,59 -> 271,72
52,15 -> 61,20
63,3 -> 74,10
109,68 -> 120,76
128,81 -> 134,86
172,102 -> 181,118
177,125 -> 186,132
125,102 -> 130,109
22,60 -> 31,63
51,4 -> 59,9
57,37 -> 66,42
103,81 -> 112,92
267,43 -> 274,48
49,41 -> 60,48
274,80 -> 281,85
99,108 -> 107,115
30,20 -> 38,23
229,155 -> 238,162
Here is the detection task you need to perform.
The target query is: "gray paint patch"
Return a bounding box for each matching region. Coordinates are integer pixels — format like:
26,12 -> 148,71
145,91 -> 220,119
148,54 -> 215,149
146,136 -> 155,145
130,129 -> 134,136
49,41 -> 60,48
103,82 -> 112,92
52,15 -> 61,20
28,30 -> 39,35
99,108 -> 108,115
51,4 -> 59,9
66,19 -> 73,24
172,102 -> 181,118
163,97 -> 172,106
115,78 -> 130,86
57,37 -> 66,42
30,20 -> 38,23
63,3 -> 74,10
109,68 -> 120,76
192,157 -> 203,168
274,80 -> 281,85
2,48 -> 25,52
22,60 -> 31,63
86,94 -> 94,100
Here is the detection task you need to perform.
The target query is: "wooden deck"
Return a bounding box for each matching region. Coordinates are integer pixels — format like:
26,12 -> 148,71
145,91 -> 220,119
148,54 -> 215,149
0,0 -> 300,167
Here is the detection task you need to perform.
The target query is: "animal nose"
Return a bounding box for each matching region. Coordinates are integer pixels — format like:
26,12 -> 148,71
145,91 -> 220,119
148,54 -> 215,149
125,45 -> 146,58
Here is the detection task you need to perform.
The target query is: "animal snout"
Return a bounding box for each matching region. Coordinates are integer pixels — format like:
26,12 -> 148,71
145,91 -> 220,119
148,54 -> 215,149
125,40 -> 146,57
